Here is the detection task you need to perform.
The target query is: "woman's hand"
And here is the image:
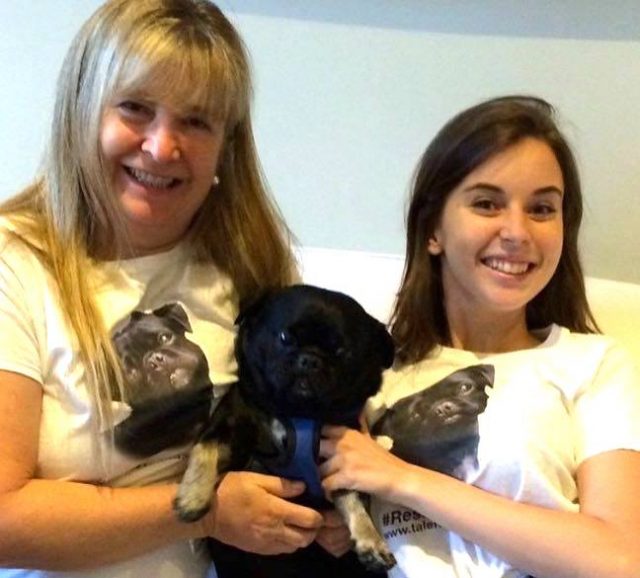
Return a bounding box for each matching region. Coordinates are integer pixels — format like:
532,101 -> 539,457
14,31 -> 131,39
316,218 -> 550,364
208,471 -> 324,555
315,509 -> 352,558
319,425 -> 410,500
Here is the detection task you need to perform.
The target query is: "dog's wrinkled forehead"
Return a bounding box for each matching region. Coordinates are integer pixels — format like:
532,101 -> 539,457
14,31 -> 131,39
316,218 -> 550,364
238,285 -> 394,369
113,303 -> 191,348
113,314 -> 174,352
264,287 -> 365,338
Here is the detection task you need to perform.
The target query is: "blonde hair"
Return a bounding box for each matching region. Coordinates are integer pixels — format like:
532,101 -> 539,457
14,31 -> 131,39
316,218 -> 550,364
1,0 -> 294,447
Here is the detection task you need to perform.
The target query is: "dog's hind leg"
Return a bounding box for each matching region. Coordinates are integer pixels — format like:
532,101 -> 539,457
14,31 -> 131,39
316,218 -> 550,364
333,489 -> 396,572
174,440 -> 230,522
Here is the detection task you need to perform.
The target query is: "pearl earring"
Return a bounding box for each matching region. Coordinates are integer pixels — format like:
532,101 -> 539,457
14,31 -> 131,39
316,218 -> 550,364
213,175 -> 220,186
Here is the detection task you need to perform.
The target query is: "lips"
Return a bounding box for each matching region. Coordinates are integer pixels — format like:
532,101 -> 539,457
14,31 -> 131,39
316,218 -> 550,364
482,257 -> 533,275
125,166 -> 182,189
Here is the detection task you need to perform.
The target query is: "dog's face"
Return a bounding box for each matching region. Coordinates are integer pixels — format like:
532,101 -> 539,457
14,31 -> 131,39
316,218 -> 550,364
372,364 -> 494,478
377,364 -> 494,439
235,285 -> 394,421
112,302 -> 210,406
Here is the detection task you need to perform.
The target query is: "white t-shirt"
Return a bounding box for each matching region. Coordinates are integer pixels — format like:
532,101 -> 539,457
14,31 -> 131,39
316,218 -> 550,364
0,227 -> 239,578
367,325 -> 640,578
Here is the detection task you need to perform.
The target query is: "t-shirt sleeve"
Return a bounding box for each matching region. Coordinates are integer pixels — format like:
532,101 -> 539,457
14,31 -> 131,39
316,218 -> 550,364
572,340 -> 640,464
0,240 -> 43,383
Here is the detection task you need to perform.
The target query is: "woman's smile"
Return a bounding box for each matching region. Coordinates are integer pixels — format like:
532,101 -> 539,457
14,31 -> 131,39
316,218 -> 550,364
100,95 -> 225,255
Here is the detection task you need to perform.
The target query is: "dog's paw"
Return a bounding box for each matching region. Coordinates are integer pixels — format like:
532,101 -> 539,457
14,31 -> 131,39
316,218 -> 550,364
354,538 -> 397,572
173,440 -> 224,523
172,493 -> 211,523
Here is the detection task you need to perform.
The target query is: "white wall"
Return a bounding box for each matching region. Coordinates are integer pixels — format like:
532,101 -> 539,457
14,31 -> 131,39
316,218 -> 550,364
1,1 -> 638,282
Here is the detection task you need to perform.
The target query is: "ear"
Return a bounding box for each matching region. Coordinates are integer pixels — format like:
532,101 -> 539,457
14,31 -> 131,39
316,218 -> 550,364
235,291 -> 271,327
154,302 -> 192,333
427,236 -> 443,255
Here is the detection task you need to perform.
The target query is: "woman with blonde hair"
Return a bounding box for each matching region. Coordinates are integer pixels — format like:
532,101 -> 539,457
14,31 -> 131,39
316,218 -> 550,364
0,1 -> 325,576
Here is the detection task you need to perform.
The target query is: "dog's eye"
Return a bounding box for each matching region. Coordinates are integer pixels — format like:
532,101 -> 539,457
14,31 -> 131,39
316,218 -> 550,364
158,332 -> 173,345
335,347 -> 348,358
459,381 -> 474,394
278,331 -> 296,346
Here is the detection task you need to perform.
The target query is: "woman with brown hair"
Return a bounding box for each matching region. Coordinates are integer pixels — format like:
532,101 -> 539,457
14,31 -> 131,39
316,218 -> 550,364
321,96 -> 640,578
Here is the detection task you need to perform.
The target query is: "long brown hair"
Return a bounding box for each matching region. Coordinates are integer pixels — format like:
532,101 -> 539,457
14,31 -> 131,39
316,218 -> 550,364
0,0 -> 294,439
391,95 -> 599,364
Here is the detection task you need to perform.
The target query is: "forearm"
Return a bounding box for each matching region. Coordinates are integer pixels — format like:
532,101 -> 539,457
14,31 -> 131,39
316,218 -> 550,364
392,464 -> 639,578
0,479 -> 204,570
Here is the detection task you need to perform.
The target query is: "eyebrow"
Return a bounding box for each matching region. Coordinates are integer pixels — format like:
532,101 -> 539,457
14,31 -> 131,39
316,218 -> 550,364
463,183 -> 564,197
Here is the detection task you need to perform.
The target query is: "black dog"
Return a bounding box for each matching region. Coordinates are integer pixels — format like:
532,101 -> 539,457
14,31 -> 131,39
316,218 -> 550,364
371,364 -> 494,479
112,286 -> 396,576
173,285 -> 397,575
112,302 -> 213,457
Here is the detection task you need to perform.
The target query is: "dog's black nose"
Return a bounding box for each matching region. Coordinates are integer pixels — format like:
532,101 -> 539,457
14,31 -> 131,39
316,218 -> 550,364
296,352 -> 322,372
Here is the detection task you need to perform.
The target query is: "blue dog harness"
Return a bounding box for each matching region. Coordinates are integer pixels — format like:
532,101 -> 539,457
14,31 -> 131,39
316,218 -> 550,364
258,411 -> 361,509
275,417 -> 326,506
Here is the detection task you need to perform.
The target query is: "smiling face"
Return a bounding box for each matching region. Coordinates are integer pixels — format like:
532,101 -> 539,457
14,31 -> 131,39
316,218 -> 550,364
429,137 -> 564,323
99,91 -> 226,256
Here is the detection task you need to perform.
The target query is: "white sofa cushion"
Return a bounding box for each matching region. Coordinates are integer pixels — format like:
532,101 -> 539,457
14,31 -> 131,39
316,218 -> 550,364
297,246 -> 640,360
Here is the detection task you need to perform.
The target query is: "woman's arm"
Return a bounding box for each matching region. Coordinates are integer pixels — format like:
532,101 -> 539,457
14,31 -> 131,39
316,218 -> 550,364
0,371 -> 322,570
319,426 -> 640,578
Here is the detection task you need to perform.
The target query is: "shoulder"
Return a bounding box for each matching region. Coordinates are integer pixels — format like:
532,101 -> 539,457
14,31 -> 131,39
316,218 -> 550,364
0,220 -> 48,281
544,324 -> 632,368
540,324 -> 639,399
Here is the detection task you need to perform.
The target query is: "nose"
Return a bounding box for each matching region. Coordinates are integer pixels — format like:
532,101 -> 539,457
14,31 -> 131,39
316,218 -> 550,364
499,207 -> 531,245
296,352 -> 323,373
141,120 -> 180,163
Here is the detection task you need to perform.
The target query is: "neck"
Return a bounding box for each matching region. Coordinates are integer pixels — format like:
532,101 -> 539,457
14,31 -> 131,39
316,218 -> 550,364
446,307 -> 541,354
94,228 -> 186,260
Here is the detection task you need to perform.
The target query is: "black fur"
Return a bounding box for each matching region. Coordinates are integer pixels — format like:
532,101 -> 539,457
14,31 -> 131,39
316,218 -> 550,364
113,286 -> 396,575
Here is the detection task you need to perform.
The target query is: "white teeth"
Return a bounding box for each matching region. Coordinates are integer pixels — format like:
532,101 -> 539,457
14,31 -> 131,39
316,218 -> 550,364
484,258 -> 530,275
127,167 -> 177,189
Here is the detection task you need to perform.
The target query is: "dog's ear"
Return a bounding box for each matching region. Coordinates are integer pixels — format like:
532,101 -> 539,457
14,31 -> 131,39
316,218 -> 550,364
373,319 -> 395,369
153,302 -> 192,333
112,310 -> 145,341
235,291 -> 272,328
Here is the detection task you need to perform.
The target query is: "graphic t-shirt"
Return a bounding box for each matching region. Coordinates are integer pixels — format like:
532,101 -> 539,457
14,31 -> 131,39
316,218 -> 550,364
0,227 -> 238,578
366,325 -> 640,578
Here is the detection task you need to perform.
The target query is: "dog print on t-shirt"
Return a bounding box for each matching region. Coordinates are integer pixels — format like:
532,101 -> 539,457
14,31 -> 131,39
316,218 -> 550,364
371,364 -> 494,480
110,302 -> 214,456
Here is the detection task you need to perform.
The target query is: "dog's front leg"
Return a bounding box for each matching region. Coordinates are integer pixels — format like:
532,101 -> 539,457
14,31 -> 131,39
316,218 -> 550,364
174,440 -> 231,522
333,489 -> 396,571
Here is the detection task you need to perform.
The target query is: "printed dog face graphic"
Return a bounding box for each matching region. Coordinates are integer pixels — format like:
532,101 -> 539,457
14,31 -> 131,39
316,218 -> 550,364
111,303 -> 214,456
112,303 -> 210,406
372,364 -> 494,480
